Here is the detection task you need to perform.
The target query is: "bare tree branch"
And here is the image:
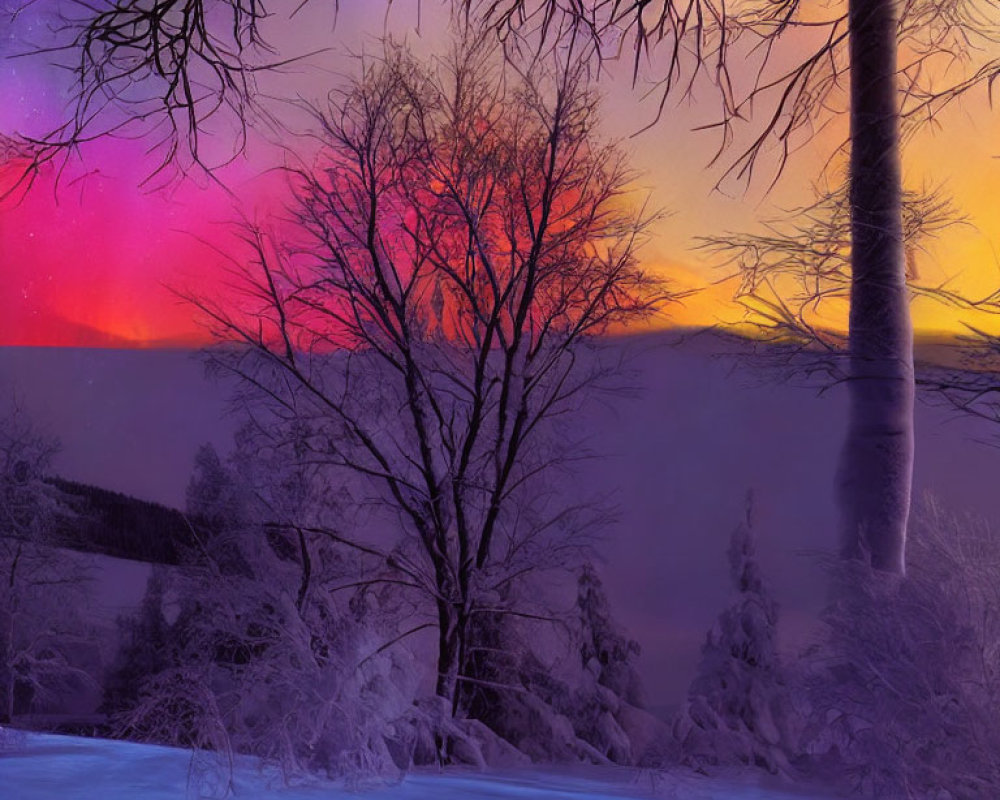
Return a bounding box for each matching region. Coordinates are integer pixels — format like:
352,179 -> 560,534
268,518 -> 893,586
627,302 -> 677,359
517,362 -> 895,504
187,30 -> 673,711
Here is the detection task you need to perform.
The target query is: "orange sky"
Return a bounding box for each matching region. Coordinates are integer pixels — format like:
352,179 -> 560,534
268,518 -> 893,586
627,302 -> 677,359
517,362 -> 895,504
2,3 -> 1000,347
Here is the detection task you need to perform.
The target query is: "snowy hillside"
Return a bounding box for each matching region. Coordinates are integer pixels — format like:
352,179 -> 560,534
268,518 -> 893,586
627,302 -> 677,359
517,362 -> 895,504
0,731 -> 845,800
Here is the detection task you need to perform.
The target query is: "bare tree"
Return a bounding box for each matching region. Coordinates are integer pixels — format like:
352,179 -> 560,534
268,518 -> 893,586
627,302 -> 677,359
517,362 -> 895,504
913,323 -> 1000,430
0,134 -> 40,199
187,31 -> 669,714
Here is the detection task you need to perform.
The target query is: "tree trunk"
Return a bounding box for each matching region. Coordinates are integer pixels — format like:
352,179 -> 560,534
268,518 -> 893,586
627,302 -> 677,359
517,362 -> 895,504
0,608 -> 11,724
435,599 -> 464,712
0,672 -> 10,725
838,0 -> 913,573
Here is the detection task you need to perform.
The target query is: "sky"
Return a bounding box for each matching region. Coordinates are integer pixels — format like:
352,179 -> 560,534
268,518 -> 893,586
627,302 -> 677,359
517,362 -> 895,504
3,1 -> 1000,347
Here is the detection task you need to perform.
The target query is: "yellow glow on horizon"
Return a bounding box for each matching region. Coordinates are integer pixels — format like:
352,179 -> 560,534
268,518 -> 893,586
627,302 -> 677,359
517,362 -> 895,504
624,47 -> 1000,341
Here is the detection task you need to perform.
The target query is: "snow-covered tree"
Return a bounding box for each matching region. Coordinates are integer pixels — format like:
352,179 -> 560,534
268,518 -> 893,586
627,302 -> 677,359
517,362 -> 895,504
186,444 -> 245,536
801,498 -> 1000,798
673,499 -> 795,774
117,439 -> 527,781
102,567 -> 172,719
0,405 -> 96,723
576,563 -> 644,708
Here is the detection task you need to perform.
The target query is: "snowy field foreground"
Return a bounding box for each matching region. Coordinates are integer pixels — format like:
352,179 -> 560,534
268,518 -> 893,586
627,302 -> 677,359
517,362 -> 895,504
0,732 -> 845,800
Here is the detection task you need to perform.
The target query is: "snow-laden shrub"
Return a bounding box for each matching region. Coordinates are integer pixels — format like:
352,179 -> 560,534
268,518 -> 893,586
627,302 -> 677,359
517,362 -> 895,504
110,441 -> 430,786
0,723 -> 26,752
387,694 -> 530,770
0,540 -> 98,721
801,498 -> 1000,799
673,500 -> 798,775
114,530 -> 422,784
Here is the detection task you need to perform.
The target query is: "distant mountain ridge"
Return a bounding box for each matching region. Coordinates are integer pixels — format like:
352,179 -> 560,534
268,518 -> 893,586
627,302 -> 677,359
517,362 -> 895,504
0,323 -> 983,369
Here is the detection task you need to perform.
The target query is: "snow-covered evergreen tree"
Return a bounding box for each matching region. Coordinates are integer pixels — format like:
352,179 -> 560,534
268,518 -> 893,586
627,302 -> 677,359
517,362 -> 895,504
467,563 -> 667,766
673,497 -> 794,774
576,563 -> 644,708
103,568 -> 172,719
186,443 -> 251,539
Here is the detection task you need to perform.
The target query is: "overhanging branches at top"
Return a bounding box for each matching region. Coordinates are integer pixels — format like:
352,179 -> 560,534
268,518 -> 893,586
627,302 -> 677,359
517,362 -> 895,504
474,0 -> 1000,187
5,0 -> 1000,194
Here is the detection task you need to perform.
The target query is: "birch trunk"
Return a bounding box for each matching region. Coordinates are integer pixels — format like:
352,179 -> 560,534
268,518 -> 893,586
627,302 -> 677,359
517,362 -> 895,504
838,0 -> 913,573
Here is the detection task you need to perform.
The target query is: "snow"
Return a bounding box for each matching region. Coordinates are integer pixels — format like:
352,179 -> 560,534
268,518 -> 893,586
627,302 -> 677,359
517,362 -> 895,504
0,732 -> 845,800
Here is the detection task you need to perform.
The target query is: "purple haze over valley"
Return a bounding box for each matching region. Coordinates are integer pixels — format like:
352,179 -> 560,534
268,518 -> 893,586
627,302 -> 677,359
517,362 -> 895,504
3,331 -> 998,710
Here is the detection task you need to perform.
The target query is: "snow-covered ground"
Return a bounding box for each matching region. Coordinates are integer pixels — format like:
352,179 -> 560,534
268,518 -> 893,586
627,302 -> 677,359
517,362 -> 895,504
0,731 -> 844,800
